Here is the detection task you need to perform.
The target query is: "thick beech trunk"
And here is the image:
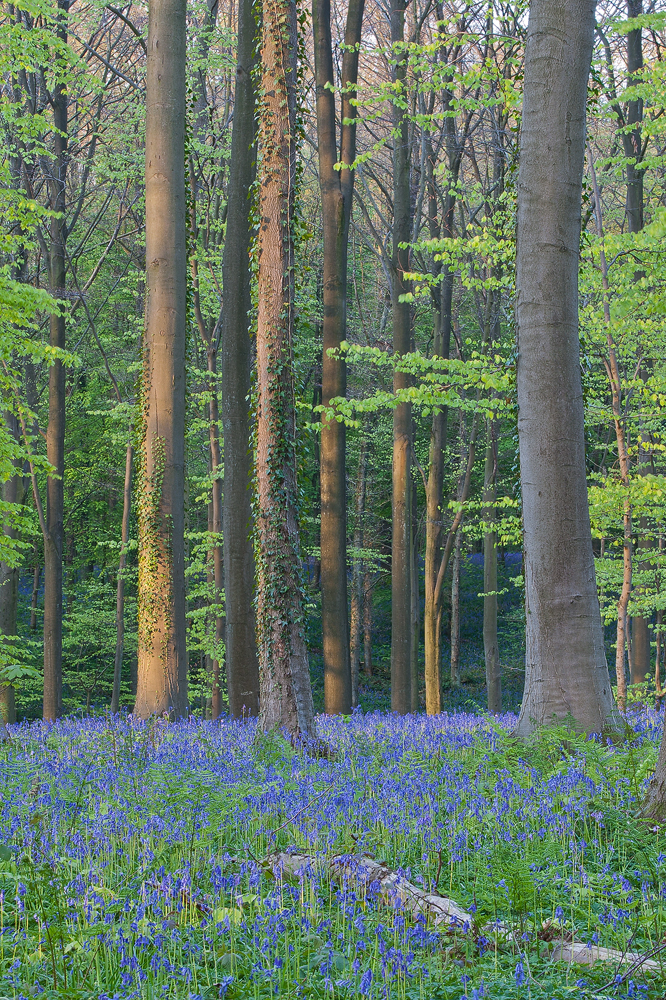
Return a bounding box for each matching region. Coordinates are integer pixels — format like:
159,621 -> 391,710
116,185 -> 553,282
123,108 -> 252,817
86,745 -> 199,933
514,0 -> 621,736
222,0 -> 260,718
483,421 -> 501,713
390,0 -> 412,714
314,0 -> 363,715
111,440 -> 133,714
43,2 -> 69,722
135,0 -> 188,719
255,0 -> 315,737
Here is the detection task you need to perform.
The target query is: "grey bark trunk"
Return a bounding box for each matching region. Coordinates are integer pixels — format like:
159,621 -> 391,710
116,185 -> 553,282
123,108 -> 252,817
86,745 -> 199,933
255,0 -> 315,737
135,0 -> 188,719
390,0 -> 412,714
221,0 -> 260,718
514,0 -> 621,736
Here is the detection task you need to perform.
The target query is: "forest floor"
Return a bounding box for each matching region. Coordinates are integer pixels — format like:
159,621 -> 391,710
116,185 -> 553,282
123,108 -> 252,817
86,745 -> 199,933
1,711 -> 666,999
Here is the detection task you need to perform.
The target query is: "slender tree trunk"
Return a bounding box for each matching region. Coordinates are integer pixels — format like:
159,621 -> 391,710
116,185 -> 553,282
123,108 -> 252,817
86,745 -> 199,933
363,568 -> 372,677
111,440 -> 133,714
390,0 -> 412,714
450,526 -> 462,687
588,153 -> 632,711
30,555 -> 40,632
0,415 -> 24,725
255,0 -> 315,737
314,0 -> 364,715
207,347 -> 225,718
349,433 -> 369,709
410,479 -> 419,711
514,0 -> 621,737
625,1 -> 649,683
43,0 -> 69,722
483,420 -> 501,713
135,0 -> 188,719
221,0 -> 260,718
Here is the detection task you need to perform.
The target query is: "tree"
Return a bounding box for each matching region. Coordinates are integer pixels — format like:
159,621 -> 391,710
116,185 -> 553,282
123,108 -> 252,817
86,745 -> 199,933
390,0 -> 412,714
514,0 -> 621,736
314,0 -> 364,717
221,0 -> 260,719
255,0 -> 315,737
134,0 -> 188,719
43,0 -> 70,722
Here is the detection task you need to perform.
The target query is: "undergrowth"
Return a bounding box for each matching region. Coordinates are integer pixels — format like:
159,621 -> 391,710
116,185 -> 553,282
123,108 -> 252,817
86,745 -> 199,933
0,711 -> 665,999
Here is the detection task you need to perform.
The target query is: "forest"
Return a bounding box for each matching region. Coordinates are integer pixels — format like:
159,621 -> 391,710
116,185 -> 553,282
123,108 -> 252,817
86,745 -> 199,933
4,0 -> 666,996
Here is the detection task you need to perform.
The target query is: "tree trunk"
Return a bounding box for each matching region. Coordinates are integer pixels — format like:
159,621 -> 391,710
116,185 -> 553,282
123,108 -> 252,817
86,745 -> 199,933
0,415 -> 24,725
221,0 -> 260,719
43,0 -> 69,723
363,568 -> 372,678
514,0 -> 621,737
255,0 -> 315,737
30,557 -> 40,632
410,478 -> 419,711
135,0 -> 188,719
207,347 -> 225,719
625,1 -> 649,683
314,0 -> 364,715
424,285 -> 451,715
450,526 -> 462,688
483,420 -> 501,713
349,433 -> 369,709
111,440 -> 133,714
390,0 -> 412,714
588,152 -> 632,711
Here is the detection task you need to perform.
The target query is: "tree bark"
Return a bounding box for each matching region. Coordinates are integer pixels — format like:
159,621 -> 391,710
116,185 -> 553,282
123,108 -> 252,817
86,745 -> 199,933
390,0 -> 412,714
483,420 -> 501,713
450,526 -> 462,688
349,433 -> 369,709
314,0 -> 364,715
221,0 -> 260,718
514,0 -> 621,737
111,440 -> 133,714
255,0 -> 315,737
30,556 -> 40,632
588,152 -> 632,711
0,414 -> 24,725
625,1 -> 650,683
410,478 -> 419,711
43,0 -> 69,722
363,568 -> 372,677
135,0 -> 188,719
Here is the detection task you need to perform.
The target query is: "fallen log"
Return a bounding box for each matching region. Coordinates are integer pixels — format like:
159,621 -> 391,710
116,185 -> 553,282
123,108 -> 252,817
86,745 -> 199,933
268,851 -> 473,928
550,941 -> 661,971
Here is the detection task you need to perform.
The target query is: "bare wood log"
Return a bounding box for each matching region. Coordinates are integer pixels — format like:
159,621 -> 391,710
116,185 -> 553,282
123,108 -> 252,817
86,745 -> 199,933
269,851 -> 472,928
550,941 -> 660,970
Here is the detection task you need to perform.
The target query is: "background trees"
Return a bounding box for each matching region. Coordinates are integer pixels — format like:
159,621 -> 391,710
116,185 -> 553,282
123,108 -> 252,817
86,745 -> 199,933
1,0 -> 666,729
